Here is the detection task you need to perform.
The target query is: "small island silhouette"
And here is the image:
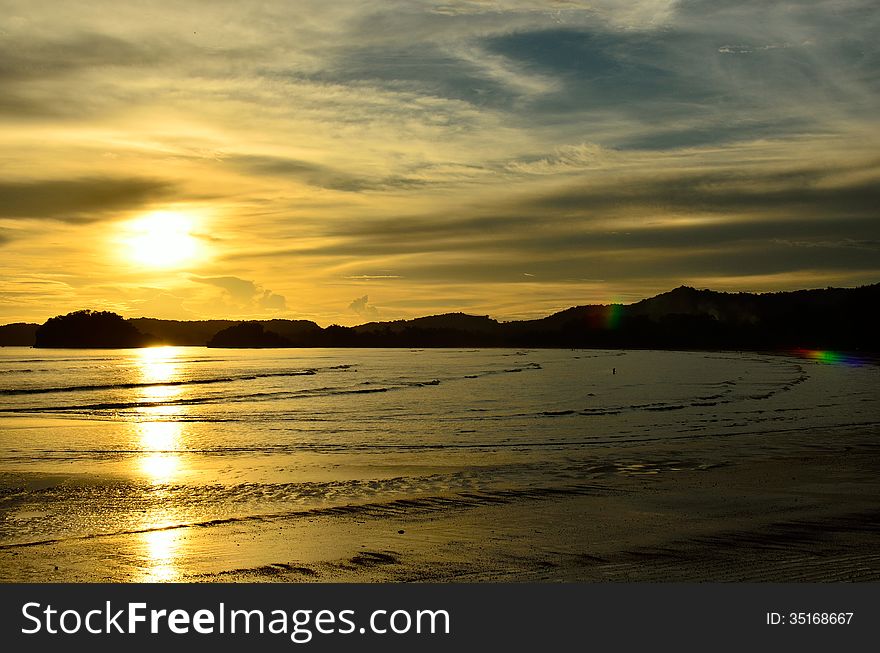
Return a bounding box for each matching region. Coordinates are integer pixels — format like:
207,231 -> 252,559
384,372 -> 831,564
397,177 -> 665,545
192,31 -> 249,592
207,322 -> 294,348
32,310 -> 156,348
3,283 -> 878,352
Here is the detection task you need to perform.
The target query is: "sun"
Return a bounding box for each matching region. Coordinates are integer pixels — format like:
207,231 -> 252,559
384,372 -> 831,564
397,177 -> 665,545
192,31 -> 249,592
124,211 -> 200,268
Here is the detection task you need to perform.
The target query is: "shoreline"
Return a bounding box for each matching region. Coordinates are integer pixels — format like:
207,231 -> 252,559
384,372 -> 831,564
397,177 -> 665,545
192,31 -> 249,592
3,346 -> 879,372
3,424 -> 879,583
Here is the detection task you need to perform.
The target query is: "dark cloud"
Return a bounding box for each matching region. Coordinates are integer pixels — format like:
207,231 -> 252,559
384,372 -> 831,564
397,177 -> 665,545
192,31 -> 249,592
0,177 -> 175,222
524,167 -> 880,220
616,118 -> 817,151
297,43 -> 517,108
361,243 -> 880,286
223,159 -> 880,286
191,275 -> 260,300
0,30 -> 267,119
508,217 -> 880,256
326,213 -> 535,242
0,33 -> 169,83
303,161 -> 880,248
0,94 -> 70,120
232,155 -> 424,192
478,15 -> 878,146
0,30 -> 266,83
483,28 -> 717,118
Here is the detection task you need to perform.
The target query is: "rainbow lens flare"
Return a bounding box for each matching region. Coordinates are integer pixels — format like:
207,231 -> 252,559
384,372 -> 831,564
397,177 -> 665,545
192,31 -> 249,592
606,304 -> 623,329
792,349 -> 863,365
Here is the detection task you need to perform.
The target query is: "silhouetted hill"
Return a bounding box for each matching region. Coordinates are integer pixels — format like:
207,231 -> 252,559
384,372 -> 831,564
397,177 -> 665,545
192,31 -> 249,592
354,313 -> 500,335
34,310 -> 155,348
346,312 -> 502,347
128,318 -> 320,346
338,283 -> 879,350
258,319 -> 323,343
129,319 -> 239,346
0,322 -> 39,346
622,284 -> 879,350
207,322 -> 293,348
9,282 -> 880,350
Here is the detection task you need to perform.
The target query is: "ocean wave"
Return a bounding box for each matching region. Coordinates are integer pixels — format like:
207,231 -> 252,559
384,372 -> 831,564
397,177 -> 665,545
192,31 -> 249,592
0,366 -> 541,414
0,482 -> 622,550
0,372 -> 310,396
0,368 -> 335,396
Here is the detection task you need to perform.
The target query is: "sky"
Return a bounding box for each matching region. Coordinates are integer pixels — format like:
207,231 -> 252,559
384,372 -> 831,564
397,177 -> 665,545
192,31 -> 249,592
1,0 -> 878,325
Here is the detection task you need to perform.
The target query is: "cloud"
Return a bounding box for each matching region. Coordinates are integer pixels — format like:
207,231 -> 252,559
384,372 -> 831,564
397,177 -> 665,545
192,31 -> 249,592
273,158 -> 880,246
219,157 -> 880,289
615,118 -> 813,151
190,275 -> 287,311
191,275 -> 258,300
306,43 -> 521,109
522,165 -> 880,219
430,1 -> 680,30
0,177 -> 175,222
482,27 -> 717,118
504,142 -> 615,174
0,31 -> 200,119
0,32 -> 171,83
349,295 -> 379,319
125,291 -> 199,320
258,290 -> 287,310
231,155 -> 423,192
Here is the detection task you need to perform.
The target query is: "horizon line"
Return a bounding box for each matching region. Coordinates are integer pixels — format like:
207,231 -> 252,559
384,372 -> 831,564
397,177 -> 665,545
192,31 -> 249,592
4,281 -> 879,330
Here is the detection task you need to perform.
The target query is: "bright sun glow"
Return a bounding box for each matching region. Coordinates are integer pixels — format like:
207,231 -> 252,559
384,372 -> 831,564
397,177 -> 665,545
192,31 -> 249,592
125,211 -> 200,268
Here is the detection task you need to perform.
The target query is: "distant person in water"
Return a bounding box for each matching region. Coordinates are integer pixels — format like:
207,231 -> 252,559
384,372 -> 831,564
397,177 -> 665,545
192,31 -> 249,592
613,368 -> 616,374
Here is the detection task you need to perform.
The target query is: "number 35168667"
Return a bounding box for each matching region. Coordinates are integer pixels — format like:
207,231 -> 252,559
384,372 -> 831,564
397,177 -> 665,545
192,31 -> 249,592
767,612 -> 853,625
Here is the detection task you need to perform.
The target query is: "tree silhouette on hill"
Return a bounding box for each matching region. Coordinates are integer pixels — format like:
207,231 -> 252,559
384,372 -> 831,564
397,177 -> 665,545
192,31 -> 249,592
206,322 -> 292,348
34,310 -> 154,348
17,282 -> 880,350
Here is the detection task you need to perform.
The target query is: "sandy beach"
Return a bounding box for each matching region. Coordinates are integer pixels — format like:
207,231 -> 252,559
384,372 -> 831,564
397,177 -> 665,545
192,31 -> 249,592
4,420 -> 878,583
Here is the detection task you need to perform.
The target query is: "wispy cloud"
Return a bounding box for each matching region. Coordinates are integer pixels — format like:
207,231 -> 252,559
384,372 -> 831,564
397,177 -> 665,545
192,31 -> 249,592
0,178 -> 175,222
231,155 -> 424,192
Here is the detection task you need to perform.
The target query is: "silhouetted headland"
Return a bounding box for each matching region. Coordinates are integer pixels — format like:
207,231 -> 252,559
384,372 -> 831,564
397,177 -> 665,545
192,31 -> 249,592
8,282 -> 879,351
0,322 -> 39,346
207,322 -> 294,348
32,310 -> 156,348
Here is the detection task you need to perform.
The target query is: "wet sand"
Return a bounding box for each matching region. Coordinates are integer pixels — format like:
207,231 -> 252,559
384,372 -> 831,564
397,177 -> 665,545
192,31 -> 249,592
4,423 -> 879,583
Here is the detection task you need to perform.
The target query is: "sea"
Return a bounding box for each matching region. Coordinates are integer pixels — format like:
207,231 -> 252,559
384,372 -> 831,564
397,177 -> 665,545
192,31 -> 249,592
1,346 -> 878,579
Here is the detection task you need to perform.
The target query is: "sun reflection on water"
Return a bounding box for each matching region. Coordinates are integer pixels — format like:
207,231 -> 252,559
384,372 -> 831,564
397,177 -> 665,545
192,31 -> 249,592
139,525 -> 183,582
134,347 -> 188,485
132,347 -> 190,582
139,450 -> 183,484
138,346 -> 181,384
139,420 -> 180,450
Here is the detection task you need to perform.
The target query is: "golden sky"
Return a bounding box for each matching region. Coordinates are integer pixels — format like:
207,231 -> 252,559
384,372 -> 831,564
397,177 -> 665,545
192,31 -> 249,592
1,1 -> 878,325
